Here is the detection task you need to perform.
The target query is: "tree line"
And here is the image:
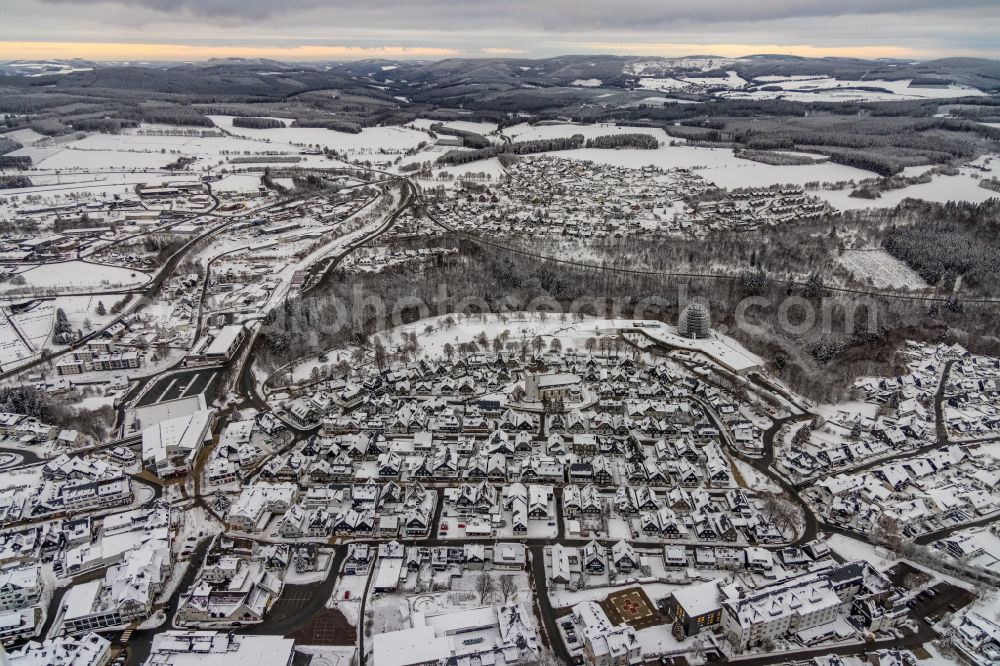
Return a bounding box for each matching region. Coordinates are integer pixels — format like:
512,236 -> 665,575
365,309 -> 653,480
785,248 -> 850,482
584,133 -> 659,149
233,117 -> 286,129
436,135 -> 586,166
883,220 -> 1000,288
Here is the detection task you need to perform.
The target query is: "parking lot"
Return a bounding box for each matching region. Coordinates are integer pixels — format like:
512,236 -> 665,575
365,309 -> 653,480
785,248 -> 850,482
286,608 -> 356,646
136,368 -> 220,407
907,582 -> 976,624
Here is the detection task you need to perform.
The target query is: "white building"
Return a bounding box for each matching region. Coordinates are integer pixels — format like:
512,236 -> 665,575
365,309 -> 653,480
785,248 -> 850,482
572,601 -> 642,666
0,565 -> 41,612
5,633 -> 111,666
187,324 -> 247,363
720,571 -> 845,650
373,604 -> 538,666
524,373 -> 583,403
950,612 -> 1000,666
142,409 -> 215,478
142,630 -> 294,665
61,537 -> 170,635
227,483 -> 297,532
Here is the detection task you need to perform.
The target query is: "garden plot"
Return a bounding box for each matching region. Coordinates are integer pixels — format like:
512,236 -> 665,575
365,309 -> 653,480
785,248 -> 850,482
0,261 -> 150,293
838,249 -> 927,289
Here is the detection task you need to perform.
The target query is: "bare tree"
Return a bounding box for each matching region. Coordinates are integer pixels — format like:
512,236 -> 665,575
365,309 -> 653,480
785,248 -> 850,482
373,337 -> 387,371
476,572 -> 496,604
498,574 -> 517,603
531,336 -> 544,354
525,646 -> 562,666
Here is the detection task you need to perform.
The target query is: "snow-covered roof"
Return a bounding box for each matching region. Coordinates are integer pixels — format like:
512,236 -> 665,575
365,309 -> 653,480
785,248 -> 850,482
671,580 -> 720,617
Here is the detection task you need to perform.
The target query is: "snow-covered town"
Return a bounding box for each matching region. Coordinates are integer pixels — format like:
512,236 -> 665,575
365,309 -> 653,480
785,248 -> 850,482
0,35 -> 999,666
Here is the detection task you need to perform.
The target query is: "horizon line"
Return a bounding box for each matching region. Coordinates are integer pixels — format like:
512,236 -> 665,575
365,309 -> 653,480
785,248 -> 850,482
1,41 -> 997,63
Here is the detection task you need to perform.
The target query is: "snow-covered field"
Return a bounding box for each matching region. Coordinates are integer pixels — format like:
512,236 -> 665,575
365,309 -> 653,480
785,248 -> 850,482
838,249 -> 926,289
33,148 -> 175,171
819,160 -> 1000,209
634,72 -> 985,102
295,646 -> 355,666
372,311 -> 600,360
0,300 -> 53,368
1,261 -> 150,293
638,70 -> 747,93
51,294 -> 125,331
209,116 -> 427,154
0,171 -> 201,201
434,157 -> 506,180
728,77 -> 987,103
731,458 -> 781,493
410,118 -> 499,135
505,122 -> 665,143
212,173 -> 265,193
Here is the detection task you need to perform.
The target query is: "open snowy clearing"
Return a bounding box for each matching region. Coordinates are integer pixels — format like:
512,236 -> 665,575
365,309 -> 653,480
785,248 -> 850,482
637,70 -> 747,93
837,249 -> 927,289
213,173 -> 265,193
34,148 -> 178,171
1,261 -> 151,293
819,159 -> 1000,210
209,116 -> 427,154
434,157 -> 506,180
505,122 -> 665,143
50,294 -> 127,333
732,458 -> 781,493
410,118 -> 500,135
729,77 -> 987,102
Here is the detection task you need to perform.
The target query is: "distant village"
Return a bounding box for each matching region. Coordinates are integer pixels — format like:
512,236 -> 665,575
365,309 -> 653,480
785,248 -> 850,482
428,156 -> 833,239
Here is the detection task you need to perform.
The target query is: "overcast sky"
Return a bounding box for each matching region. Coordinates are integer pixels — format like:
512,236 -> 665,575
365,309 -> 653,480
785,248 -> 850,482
1,0 -> 998,61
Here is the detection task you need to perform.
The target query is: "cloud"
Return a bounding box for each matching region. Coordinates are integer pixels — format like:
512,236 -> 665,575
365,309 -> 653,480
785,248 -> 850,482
7,0 -> 998,60
37,0 -> 1000,28
0,40 -> 461,61
481,48 -> 529,55
569,42 -> 924,60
